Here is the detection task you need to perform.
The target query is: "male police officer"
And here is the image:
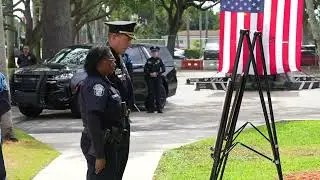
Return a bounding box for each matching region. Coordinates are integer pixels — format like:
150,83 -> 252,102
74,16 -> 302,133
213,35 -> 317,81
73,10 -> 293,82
104,21 -> 136,179
144,46 -> 166,113
16,45 -> 37,68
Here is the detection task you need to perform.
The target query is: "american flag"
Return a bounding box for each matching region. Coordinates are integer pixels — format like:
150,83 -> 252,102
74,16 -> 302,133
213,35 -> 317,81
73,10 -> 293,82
219,0 -> 304,75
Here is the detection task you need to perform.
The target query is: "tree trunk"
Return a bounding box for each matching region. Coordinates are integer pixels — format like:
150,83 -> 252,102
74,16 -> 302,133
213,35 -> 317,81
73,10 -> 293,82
25,0 -> 34,47
5,0 -> 15,68
199,10 -> 202,50
95,19 -> 104,43
305,0 -> 320,68
33,0 -> 41,61
42,0 -> 72,59
167,26 -> 179,56
0,0 -> 10,84
76,31 -> 80,44
87,23 -> 93,43
71,20 -> 78,44
186,11 -> 190,49
205,10 -> 209,44
166,4 -> 185,55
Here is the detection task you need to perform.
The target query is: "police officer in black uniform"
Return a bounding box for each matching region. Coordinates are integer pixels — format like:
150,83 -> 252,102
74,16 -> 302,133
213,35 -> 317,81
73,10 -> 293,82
104,21 -> 136,179
80,46 -> 127,179
144,46 -> 166,113
16,45 -> 37,68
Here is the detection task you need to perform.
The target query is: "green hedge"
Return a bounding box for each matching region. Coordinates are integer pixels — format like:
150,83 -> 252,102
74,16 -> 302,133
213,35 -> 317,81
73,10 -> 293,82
184,49 -> 201,59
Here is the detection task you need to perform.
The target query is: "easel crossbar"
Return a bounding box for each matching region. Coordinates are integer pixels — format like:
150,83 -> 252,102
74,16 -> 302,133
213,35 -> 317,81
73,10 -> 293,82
232,122 -> 270,143
222,142 -> 274,162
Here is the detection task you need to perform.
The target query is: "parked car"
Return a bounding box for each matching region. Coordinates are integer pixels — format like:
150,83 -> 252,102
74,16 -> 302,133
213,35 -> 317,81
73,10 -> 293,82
301,45 -> 318,66
10,44 -> 177,118
173,48 -> 185,59
203,43 -> 219,70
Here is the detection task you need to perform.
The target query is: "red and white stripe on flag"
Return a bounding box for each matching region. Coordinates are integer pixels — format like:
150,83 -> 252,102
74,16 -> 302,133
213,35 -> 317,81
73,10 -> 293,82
218,0 -> 304,75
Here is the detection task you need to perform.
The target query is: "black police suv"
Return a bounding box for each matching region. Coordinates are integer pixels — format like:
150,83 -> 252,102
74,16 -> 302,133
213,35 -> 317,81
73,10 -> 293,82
11,44 -> 177,118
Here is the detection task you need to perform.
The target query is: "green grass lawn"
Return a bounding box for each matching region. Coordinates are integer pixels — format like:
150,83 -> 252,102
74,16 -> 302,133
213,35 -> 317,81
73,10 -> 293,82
154,120 -> 320,180
3,128 -> 60,180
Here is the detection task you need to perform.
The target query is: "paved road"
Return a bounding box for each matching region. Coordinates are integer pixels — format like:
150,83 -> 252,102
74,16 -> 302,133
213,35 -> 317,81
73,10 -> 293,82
11,70 -> 320,180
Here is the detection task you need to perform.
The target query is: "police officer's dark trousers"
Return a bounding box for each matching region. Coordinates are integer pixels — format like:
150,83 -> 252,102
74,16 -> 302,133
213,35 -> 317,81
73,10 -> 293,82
147,77 -> 162,110
117,120 -> 130,179
81,132 -> 119,180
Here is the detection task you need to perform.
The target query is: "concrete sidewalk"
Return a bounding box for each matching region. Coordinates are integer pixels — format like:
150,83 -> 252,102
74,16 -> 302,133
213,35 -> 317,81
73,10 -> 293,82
31,128 -> 215,180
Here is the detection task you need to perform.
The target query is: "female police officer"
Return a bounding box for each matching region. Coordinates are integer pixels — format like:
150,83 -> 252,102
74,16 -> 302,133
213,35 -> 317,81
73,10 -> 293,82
80,46 -> 126,179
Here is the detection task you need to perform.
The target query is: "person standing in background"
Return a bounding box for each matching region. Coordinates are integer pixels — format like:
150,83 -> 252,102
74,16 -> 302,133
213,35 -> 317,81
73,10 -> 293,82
16,45 -> 37,68
144,46 -> 166,113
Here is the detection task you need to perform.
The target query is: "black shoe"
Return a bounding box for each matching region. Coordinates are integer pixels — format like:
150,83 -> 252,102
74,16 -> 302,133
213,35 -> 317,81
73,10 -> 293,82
147,110 -> 154,113
157,109 -> 163,113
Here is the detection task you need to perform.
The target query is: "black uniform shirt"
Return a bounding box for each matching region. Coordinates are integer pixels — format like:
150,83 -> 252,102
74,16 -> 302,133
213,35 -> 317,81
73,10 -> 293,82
80,75 -> 122,158
144,57 -> 166,76
17,53 -> 37,67
107,47 -> 135,110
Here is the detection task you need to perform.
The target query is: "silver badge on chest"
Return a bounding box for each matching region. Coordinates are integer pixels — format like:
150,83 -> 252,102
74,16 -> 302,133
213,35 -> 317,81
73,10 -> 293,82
115,68 -> 122,75
115,68 -> 126,80
93,84 -> 105,97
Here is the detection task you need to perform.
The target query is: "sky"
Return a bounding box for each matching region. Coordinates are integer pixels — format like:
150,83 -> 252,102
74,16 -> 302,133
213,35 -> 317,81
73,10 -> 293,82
12,0 -> 220,17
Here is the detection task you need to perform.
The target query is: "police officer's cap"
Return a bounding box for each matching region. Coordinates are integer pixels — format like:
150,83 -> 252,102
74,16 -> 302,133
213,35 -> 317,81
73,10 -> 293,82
105,21 -> 137,39
150,46 -> 160,52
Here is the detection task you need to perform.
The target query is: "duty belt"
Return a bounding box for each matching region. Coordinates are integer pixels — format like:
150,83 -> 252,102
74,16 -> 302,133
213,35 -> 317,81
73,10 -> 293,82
104,126 -> 128,145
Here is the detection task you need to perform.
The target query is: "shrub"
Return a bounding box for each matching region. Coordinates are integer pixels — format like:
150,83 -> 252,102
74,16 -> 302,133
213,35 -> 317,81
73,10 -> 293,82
184,49 -> 201,59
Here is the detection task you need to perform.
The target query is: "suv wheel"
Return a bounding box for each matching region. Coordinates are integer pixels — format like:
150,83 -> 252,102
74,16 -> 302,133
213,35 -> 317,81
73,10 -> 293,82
71,93 -> 81,118
18,105 -> 43,118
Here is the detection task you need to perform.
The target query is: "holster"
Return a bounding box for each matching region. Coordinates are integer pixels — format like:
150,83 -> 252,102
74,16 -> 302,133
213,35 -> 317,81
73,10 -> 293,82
104,126 -> 126,145
104,102 -> 130,145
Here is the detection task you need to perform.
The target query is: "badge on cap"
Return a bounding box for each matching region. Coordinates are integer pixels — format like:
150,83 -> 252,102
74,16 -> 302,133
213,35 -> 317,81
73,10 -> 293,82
93,84 -> 105,97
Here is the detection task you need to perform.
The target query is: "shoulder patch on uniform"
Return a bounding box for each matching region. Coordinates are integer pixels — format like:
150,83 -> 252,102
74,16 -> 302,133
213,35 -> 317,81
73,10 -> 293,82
93,84 -> 105,97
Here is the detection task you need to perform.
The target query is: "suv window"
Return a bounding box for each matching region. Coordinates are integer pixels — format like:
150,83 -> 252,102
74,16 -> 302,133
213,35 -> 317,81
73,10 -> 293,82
48,47 -> 89,65
159,48 -> 174,63
126,47 -> 147,64
145,47 -> 174,64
